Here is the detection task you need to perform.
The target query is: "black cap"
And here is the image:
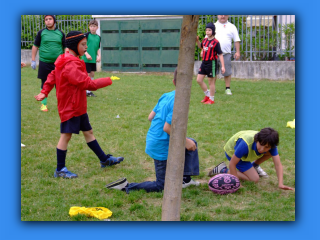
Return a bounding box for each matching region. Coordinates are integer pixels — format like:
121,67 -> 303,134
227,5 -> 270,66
206,22 -> 215,35
44,15 -> 56,23
66,31 -> 87,56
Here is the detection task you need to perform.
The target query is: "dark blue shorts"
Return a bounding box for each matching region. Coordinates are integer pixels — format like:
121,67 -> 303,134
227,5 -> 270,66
60,113 -> 92,134
85,62 -> 96,73
198,60 -> 218,78
225,152 -> 253,173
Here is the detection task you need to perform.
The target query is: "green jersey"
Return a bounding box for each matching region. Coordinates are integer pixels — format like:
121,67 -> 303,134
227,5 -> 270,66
83,33 -> 101,63
34,27 -> 66,63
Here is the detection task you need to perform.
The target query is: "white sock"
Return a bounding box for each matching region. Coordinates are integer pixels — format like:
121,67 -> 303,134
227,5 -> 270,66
91,77 -> 94,80
204,90 -> 210,96
209,96 -> 214,101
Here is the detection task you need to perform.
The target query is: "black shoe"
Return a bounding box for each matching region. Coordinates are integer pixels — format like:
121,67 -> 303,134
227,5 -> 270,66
86,91 -> 96,97
208,162 -> 227,177
100,155 -> 124,168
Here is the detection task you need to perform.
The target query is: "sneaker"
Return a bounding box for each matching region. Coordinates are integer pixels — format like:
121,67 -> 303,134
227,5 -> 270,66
100,154 -> 124,168
182,179 -> 200,188
106,177 -> 128,190
86,91 -> 96,97
40,104 -> 48,112
201,96 -> 210,103
54,167 -> 78,179
254,165 -> 269,177
225,89 -> 232,95
208,162 -> 227,177
21,143 -> 25,147
204,99 -> 214,104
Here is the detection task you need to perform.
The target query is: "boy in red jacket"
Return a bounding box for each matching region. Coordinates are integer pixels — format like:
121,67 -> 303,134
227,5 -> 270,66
35,31 -> 124,179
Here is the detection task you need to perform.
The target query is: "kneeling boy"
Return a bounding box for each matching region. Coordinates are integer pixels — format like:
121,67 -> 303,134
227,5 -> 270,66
208,128 -> 294,190
106,68 -> 200,193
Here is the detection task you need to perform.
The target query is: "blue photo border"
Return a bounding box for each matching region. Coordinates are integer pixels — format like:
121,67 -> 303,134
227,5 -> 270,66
6,0 -> 316,239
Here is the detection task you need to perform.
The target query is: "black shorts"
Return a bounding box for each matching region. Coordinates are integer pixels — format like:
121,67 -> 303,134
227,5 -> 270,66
60,113 -> 92,134
198,60 -> 218,78
85,62 -> 96,73
38,61 -> 55,87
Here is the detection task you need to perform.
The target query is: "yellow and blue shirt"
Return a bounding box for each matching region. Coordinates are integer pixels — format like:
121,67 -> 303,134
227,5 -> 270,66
224,130 -> 278,162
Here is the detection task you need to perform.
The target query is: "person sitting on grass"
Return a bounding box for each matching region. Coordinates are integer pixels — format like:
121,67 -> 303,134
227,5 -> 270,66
34,31 -> 124,179
208,127 -> 294,190
196,22 -> 225,105
105,67 -> 200,193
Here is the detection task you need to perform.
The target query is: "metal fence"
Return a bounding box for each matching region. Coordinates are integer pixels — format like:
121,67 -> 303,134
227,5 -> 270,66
21,15 -> 295,61
197,15 -> 295,61
21,15 -> 92,49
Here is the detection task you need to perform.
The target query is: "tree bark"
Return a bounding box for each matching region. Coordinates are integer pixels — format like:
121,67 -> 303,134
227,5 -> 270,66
161,15 -> 199,221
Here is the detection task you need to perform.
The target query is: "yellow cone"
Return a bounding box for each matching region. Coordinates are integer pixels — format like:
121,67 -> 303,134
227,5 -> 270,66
286,119 -> 295,129
111,76 -> 120,80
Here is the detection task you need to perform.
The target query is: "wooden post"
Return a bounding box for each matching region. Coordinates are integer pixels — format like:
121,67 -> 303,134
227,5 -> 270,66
161,15 -> 199,221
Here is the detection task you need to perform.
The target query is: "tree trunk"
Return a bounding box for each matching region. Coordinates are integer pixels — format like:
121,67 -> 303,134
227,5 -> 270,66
161,15 -> 199,221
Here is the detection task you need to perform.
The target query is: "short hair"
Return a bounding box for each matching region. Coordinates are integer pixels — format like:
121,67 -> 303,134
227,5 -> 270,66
173,67 -> 178,85
254,127 -> 279,148
89,20 -> 98,26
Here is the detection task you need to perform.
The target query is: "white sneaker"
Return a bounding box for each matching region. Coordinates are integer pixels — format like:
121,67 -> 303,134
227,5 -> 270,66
254,165 -> 269,177
225,89 -> 232,95
21,143 -> 25,147
106,177 -> 128,190
182,179 -> 200,188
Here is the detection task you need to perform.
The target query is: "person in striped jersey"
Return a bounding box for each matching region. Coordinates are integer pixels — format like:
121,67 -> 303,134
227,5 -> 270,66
196,22 -> 225,104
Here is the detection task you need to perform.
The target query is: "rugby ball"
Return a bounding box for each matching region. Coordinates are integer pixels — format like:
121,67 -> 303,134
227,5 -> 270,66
208,174 -> 240,195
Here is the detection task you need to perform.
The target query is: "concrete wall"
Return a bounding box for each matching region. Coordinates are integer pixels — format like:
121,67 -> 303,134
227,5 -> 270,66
193,61 -> 295,80
21,50 -> 38,65
21,50 -> 295,80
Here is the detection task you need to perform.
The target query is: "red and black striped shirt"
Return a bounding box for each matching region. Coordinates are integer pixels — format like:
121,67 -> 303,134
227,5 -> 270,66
201,38 -> 222,61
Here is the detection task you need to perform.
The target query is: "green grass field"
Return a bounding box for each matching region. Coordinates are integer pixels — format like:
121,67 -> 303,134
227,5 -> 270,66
21,67 -> 295,221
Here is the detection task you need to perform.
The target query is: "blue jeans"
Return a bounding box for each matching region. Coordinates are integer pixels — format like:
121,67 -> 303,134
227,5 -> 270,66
125,138 -> 199,194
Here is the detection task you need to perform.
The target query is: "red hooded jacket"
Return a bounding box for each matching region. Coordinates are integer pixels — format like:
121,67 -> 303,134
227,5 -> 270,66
41,52 -> 112,122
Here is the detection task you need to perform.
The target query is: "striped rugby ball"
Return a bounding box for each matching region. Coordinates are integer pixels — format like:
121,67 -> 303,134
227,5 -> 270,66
208,174 -> 240,195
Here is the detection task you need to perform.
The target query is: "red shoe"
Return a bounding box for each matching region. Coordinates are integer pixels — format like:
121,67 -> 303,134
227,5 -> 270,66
204,99 -> 214,104
201,96 -> 210,103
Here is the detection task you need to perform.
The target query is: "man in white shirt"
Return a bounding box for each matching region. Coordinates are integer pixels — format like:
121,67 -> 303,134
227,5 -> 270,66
214,15 -> 241,95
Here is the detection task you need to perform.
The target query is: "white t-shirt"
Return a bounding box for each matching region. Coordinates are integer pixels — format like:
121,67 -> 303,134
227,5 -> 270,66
214,20 -> 240,54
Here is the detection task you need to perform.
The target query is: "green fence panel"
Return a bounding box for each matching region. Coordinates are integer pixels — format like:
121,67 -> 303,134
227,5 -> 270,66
101,21 -> 121,71
101,18 -> 182,72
